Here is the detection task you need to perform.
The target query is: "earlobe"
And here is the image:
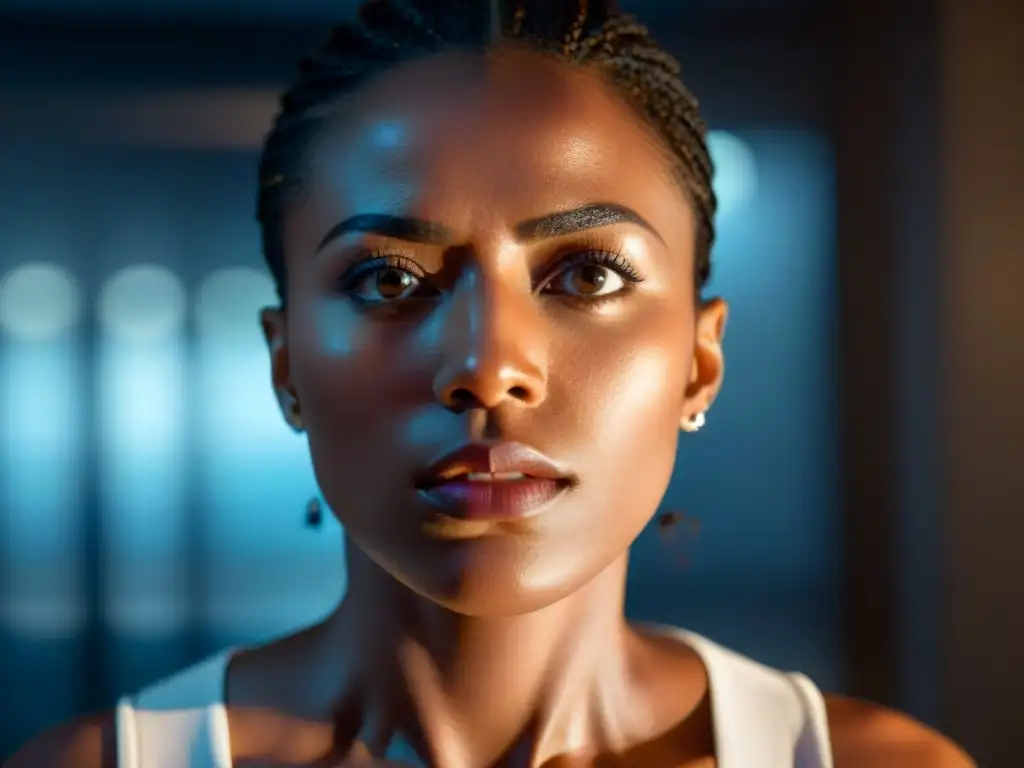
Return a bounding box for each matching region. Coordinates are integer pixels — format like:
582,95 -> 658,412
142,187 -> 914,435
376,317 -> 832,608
261,307 -> 304,433
286,403 -> 301,434
680,298 -> 728,433
270,334 -> 304,432
284,396 -> 304,433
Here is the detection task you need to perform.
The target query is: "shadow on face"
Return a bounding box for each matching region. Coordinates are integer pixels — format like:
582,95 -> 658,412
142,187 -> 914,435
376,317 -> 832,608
261,49 -> 728,617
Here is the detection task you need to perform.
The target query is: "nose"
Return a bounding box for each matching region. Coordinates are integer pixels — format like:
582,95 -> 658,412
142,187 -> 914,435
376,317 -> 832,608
432,270 -> 548,412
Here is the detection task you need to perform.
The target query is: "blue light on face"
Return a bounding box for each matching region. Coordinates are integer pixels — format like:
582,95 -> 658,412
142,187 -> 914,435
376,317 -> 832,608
0,264 -> 84,638
97,264 -> 189,636
371,120 -> 406,150
325,118 -> 419,223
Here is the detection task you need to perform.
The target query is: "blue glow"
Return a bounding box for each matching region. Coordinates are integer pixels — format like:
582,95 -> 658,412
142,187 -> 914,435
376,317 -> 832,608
195,266 -> 275,341
329,120 -> 419,219
708,130 -> 759,222
631,128 -> 840,684
98,334 -> 189,636
195,267 -> 344,638
1,339 -> 84,638
98,264 -> 186,343
665,129 -> 837,580
0,263 -> 81,341
370,121 -> 406,149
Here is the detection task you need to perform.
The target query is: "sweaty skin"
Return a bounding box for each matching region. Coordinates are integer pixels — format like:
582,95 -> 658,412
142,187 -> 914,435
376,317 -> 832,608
8,48 -> 973,768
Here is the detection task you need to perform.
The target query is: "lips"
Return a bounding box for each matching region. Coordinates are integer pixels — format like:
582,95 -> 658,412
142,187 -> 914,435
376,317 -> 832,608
414,442 -> 574,520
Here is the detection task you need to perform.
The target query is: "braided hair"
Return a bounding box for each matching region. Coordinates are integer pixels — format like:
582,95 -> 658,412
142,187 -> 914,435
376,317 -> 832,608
257,0 -> 717,305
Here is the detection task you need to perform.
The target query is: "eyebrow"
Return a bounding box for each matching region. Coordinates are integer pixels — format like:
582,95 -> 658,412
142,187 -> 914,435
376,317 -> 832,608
514,203 -> 665,245
316,214 -> 453,251
315,202 -> 664,253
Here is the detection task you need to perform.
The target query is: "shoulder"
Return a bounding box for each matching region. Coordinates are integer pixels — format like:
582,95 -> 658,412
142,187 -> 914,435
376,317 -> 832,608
824,693 -> 975,768
3,711 -> 117,768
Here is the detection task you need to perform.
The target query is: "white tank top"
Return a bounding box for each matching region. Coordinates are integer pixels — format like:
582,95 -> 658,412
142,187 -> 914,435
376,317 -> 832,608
114,628 -> 834,767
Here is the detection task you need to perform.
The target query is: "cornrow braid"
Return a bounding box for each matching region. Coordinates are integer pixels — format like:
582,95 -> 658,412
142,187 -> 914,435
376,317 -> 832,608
257,0 -> 717,304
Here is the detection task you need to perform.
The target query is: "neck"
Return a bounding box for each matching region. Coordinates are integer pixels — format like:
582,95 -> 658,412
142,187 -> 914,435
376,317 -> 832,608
326,540 -> 642,767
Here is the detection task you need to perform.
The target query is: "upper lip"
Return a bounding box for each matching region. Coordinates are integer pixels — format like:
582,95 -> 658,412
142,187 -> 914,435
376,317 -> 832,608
414,442 -> 572,489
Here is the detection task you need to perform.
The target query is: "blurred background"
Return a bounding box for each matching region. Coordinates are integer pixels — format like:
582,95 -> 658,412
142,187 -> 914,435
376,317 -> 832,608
0,0 -> 1021,764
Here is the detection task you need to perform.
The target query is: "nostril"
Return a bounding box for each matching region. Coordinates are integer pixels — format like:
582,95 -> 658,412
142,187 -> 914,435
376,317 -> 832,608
508,385 -> 530,401
449,388 -> 479,409
443,384 -> 533,410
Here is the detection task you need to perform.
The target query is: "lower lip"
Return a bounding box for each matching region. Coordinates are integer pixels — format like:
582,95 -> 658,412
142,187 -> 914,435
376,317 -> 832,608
418,477 -> 568,520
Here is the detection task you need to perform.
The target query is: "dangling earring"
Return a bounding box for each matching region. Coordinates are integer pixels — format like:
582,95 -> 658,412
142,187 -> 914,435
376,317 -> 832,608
511,2 -> 527,36
304,497 -> 323,528
288,400 -> 304,433
681,411 -> 707,433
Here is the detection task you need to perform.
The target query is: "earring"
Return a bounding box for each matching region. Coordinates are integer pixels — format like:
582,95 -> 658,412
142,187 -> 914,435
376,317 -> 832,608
681,411 -> 707,433
288,400 -> 304,432
304,497 -> 323,528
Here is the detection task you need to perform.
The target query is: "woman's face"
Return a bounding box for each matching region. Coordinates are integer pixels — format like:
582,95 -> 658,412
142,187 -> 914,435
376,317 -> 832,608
263,49 -> 727,617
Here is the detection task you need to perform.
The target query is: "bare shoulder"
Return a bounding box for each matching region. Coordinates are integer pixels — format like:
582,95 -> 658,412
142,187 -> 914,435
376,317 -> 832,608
3,711 -> 117,768
824,694 -> 975,768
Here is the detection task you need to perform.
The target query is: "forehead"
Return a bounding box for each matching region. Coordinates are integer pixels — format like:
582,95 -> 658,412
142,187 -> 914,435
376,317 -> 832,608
292,48 -> 692,246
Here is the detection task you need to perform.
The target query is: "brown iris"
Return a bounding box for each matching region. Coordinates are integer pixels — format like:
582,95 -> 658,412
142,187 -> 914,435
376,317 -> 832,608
376,268 -> 416,299
568,264 -> 608,295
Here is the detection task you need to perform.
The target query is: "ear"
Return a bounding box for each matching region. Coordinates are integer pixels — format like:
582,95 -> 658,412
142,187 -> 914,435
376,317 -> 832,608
682,297 -> 728,429
260,307 -> 303,433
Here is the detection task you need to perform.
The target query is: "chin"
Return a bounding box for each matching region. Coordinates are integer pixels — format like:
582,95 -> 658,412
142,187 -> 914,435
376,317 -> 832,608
374,533 -> 616,618
423,582 -> 578,618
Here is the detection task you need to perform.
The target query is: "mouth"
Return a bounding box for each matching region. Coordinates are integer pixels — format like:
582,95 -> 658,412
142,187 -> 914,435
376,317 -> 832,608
414,442 -> 576,520
431,471 -> 532,483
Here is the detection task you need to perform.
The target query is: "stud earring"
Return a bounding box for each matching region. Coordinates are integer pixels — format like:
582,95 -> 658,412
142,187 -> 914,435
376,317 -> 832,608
304,497 -> 323,528
681,411 -> 707,433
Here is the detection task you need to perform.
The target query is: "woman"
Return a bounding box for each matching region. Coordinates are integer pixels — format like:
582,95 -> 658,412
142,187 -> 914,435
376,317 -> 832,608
10,0 -> 973,766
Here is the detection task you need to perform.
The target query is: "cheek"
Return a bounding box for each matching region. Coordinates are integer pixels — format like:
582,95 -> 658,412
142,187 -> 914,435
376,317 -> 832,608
286,299 -> 424,484
555,315 -> 691,505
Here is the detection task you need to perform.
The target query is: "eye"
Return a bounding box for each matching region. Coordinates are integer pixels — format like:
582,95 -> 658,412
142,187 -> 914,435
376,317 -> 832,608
543,263 -> 624,297
338,255 -> 437,306
540,251 -> 642,299
353,266 -> 420,302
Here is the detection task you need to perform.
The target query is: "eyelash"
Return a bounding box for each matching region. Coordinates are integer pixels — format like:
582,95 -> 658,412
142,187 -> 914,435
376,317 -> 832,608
337,251 -> 425,294
335,244 -> 644,306
544,247 -> 644,287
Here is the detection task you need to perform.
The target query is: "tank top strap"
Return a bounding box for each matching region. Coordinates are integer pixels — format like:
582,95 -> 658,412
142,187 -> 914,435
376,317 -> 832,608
657,628 -> 834,768
115,649 -> 236,768
114,632 -> 833,767
788,671 -> 835,768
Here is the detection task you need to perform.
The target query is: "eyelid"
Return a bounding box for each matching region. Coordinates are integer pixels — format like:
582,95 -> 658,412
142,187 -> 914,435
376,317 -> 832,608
328,234 -> 420,269
536,236 -> 646,287
333,234 -> 646,292
337,249 -> 427,289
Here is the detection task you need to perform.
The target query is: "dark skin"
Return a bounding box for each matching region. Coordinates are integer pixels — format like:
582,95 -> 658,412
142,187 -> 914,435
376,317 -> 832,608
8,49 -> 973,768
